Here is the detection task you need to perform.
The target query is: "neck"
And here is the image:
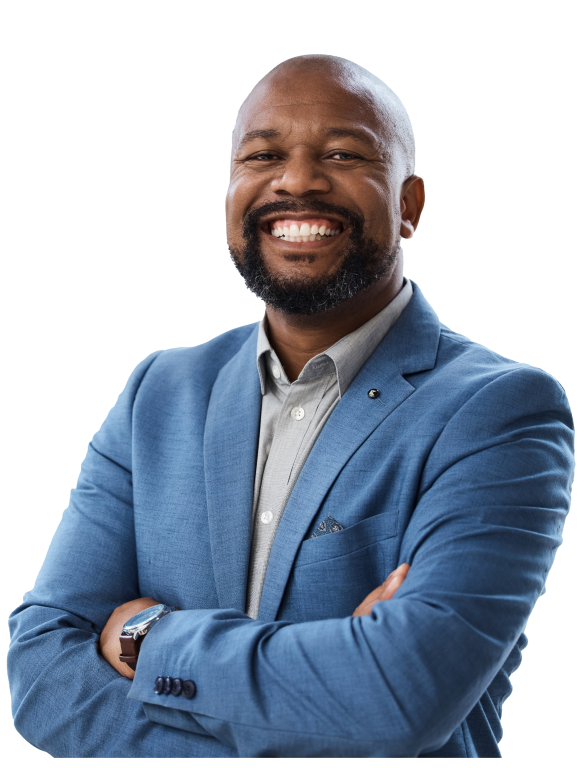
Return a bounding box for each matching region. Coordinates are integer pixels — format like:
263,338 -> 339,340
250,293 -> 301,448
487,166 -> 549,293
265,257 -> 404,381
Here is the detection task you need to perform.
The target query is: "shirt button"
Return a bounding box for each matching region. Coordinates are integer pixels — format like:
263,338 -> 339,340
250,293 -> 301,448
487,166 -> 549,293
291,406 -> 305,421
260,510 -> 273,524
271,365 -> 281,379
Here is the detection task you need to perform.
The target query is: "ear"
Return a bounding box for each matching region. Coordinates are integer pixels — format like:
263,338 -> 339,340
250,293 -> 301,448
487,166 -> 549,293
400,176 -> 425,239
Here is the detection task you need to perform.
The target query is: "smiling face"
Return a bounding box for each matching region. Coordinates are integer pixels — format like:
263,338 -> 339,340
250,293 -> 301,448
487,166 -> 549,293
226,57 -> 422,315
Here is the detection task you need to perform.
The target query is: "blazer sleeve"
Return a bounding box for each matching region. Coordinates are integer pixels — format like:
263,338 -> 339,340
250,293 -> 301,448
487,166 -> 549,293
127,366 -> 574,757
7,352 -> 235,758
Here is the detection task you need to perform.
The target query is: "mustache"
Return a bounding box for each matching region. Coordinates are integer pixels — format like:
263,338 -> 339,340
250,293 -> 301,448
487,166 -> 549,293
242,199 -> 365,241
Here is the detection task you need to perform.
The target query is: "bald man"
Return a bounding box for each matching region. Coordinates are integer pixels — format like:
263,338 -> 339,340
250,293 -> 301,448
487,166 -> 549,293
8,56 -> 574,758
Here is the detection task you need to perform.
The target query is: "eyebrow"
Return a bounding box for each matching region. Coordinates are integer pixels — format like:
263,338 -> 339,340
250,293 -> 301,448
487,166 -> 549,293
239,129 -> 281,146
237,126 -> 379,150
324,127 -> 378,149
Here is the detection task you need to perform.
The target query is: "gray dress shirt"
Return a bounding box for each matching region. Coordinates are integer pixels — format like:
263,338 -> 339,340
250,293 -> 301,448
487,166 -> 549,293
245,279 -> 413,618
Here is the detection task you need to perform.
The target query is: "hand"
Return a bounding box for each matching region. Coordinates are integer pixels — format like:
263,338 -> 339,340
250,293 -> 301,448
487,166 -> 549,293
98,596 -> 160,680
352,563 -> 410,617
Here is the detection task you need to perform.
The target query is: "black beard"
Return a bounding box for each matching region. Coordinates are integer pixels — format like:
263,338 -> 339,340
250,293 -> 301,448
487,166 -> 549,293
229,199 -> 399,315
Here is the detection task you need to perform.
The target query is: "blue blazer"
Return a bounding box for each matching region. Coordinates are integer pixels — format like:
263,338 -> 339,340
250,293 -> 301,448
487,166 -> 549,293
8,283 -> 574,757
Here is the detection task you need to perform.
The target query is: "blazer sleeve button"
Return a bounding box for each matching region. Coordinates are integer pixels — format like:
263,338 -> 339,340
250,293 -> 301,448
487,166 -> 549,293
154,676 -> 165,695
162,676 -> 173,695
171,678 -> 183,696
181,679 -> 197,699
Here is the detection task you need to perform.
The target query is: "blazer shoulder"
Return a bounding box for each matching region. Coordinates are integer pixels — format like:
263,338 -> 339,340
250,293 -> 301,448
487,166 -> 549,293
433,324 -> 570,411
133,322 -> 258,393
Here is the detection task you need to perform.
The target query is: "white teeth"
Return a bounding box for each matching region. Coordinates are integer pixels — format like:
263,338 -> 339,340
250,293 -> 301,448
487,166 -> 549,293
269,221 -> 341,242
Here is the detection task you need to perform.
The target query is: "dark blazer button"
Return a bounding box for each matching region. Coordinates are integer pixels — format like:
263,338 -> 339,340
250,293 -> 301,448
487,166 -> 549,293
162,676 -> 173,695
368,389 -> 381,399
171,678 -> 183,697
181,679 -> 197,699
154,676 -> 164,695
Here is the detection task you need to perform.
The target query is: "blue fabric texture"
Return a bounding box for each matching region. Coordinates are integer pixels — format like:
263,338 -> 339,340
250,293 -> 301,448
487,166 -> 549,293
8,283 -> 574,757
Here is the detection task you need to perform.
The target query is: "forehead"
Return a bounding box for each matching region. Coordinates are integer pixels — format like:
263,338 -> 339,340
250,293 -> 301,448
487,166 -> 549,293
234,68 -> 390,149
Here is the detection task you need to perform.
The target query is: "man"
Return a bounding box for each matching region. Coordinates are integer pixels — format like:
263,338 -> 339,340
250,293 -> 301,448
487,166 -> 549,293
8,55 -> 574,757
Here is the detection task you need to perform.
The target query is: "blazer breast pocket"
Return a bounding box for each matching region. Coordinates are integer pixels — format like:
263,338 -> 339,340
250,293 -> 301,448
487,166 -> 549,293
278,509 -> 401,622
294,508 -> 399,569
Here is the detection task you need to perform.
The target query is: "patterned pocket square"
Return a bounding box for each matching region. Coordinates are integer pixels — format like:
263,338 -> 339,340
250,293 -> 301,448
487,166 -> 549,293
310,515 -> 345,538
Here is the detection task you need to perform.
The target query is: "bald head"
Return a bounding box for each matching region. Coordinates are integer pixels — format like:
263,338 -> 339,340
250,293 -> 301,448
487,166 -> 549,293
235,54 -> 415,177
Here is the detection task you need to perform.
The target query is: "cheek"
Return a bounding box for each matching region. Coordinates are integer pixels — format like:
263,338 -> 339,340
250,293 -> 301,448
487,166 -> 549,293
358,183 -> 395,241
227,163 -> 264,203
225,186 -> 244,244
225,174 -> 259,241
225,181 -> 239,220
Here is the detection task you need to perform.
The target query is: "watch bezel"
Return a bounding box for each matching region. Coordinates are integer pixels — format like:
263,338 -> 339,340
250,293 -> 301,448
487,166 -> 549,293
122,604 -> 168,635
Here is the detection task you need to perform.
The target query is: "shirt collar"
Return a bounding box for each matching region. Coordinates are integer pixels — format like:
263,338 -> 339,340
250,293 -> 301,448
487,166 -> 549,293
256,278 -> 413,397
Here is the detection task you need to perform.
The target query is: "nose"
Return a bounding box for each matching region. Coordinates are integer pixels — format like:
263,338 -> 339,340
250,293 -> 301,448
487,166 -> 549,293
270,153 -> 331,198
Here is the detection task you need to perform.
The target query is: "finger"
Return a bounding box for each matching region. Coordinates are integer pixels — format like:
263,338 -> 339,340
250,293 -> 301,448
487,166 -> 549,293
352,588 -> 381,617
352,564 -> 411,617
379,563 -> 408,589
380,574 -> 405,601
353,564 -> 411,616
380,563 -> 410,600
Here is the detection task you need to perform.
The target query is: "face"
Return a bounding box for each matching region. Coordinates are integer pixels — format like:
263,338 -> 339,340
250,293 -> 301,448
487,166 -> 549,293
226,66 -> 421,314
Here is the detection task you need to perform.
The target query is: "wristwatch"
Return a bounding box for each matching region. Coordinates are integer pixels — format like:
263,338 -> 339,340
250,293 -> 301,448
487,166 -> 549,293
119,604 -> 179,671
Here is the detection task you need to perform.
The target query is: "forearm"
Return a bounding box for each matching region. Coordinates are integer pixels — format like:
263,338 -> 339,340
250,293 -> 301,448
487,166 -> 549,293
8,603 -> 235,757
129,600 -> 511,758
129,384 -> 573,759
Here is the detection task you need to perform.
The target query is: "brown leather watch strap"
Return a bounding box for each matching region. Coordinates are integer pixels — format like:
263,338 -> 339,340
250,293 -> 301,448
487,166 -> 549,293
119,633 -> 145,671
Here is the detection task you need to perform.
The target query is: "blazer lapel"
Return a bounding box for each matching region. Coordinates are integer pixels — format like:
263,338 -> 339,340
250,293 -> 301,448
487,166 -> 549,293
257,283 -> 442,621
204,327 -> 262,612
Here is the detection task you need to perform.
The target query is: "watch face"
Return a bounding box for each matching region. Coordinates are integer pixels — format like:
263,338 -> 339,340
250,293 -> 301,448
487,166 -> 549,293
123,604 -> 165,633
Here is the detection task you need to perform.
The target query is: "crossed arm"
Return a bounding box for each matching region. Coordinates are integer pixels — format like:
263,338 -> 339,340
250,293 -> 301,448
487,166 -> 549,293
100,565 -> 411,681
8,362 -> 574,757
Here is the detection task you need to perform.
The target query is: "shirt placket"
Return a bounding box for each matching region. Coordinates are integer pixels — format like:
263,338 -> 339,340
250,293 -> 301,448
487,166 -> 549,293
246,372 -> 331,617
256,375 -> 325,531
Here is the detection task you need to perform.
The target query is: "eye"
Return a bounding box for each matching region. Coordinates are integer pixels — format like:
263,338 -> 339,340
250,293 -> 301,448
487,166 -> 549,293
248,152 -> 280,161
330,151 -> 360,161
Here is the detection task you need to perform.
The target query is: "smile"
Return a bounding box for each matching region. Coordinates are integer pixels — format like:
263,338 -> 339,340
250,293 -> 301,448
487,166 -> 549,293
265,217 -> 343,243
